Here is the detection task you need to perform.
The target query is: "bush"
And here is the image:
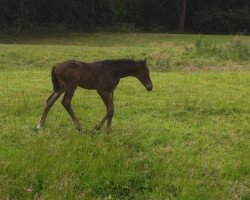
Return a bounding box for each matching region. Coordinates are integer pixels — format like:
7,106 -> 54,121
223,38 -> 250,61
148,49 -> 173,72
186,38 -> 250,62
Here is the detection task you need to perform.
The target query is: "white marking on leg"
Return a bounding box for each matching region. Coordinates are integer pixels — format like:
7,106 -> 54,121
37,123 -> 42,129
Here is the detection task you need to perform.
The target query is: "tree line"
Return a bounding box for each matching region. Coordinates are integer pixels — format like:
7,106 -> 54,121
0,0 -> 249,34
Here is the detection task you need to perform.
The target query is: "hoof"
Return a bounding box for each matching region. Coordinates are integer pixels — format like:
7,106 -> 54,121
91,128 -> 99,137
37,124 -> 43,130
36,124 -> 44,133
106,129 -> 111,135
91,128 -> 97,134
37,128 -> 43,134
77,128 -> 83,134
76,127 -> 82,132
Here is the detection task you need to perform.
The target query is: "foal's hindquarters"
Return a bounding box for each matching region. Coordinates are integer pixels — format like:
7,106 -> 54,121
37,63 -> 82,131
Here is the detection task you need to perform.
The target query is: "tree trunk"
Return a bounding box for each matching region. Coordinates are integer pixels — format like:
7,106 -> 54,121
178,0 -> 187,32
17,0 -> 24,33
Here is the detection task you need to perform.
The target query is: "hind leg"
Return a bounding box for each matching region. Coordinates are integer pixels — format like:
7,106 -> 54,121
37,90 -> 64,129
61,87 -> 82,131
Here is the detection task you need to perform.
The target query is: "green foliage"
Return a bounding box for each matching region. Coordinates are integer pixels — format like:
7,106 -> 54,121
185,38 -> 250,62
224,38 -> 250,61
192,7 -> 250,34
0,0 -> 249,33
193,40 -> 221,57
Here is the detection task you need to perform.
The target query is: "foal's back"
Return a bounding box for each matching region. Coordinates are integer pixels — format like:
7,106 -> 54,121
54,60 -> 115,90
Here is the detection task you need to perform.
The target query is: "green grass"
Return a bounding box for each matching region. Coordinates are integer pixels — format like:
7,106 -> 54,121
0,33 -> 244,46
0,33 -> 250,199
0,33 -> 249,72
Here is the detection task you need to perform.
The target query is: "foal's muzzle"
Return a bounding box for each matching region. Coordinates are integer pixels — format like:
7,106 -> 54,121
146,85 -> 153,91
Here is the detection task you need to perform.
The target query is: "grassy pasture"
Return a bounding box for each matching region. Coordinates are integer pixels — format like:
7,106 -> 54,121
0,33 -> 249,199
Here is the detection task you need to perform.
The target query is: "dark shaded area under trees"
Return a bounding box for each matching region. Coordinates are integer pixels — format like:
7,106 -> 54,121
0,0 -> 249,34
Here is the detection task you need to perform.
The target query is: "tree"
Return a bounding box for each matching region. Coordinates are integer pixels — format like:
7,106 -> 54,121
178,0 -> 187,32
0,0 -> 249,33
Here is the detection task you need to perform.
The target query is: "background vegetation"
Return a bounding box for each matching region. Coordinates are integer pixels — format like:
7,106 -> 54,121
0,0 -> 249,34
0,33 -> 249,199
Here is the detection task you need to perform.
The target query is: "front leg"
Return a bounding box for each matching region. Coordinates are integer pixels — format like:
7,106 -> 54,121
92,90 -> 114,134
106,91 -> 114,133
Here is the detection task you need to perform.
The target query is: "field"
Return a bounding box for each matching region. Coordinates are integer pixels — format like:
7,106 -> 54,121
0,33 -> 249,199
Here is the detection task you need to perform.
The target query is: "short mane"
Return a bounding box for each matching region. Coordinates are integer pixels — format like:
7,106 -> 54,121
94,59 -> 142,65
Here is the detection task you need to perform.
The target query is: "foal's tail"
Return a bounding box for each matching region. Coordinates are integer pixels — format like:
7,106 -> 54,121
51,66 -> 61,92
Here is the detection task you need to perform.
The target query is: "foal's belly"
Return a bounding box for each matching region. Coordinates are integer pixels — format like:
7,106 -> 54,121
78,77 -> 98,90
78,75 -> 116,91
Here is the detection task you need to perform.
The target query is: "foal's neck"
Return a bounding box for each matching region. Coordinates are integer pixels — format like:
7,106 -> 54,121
114,63 -> 139,79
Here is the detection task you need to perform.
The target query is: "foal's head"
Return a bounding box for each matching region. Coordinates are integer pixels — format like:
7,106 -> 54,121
136,60 -> 153,91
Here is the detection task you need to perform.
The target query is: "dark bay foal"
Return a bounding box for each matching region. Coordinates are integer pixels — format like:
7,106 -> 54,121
37,59 -> 153,133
